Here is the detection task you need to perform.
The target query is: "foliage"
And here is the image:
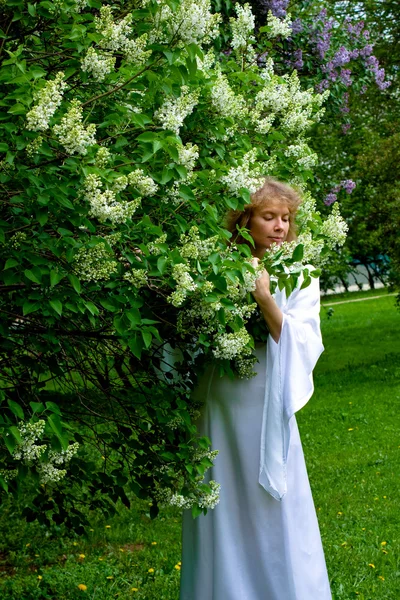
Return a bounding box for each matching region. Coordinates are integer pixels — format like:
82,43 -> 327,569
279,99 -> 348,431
0,0 -> 348,527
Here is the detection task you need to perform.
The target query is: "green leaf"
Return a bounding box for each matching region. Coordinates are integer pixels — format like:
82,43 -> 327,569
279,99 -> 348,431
45,401 -> 61,415
142,331 -> 152,348
4,258 -> 18,270
23,301 -> 40,316
24,269 -> 41,284
157,256 -> 168,275
48,414 -> 68,450
192,504 -> 203,518
30,401 -> 45,414
4,434 -> 16,455
292,244 -> 304,262
49,299 -> 62,315
8,399 -> 24,419
68,273 -> 81,294
50,271 -> 64,287
9,425 -> 22,443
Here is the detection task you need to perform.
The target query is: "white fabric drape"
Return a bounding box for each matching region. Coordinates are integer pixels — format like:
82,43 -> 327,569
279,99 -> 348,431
259,274 -> 324,499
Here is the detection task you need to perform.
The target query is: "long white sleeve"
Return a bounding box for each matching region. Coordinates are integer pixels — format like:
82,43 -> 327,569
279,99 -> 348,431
258,274 -> 324,500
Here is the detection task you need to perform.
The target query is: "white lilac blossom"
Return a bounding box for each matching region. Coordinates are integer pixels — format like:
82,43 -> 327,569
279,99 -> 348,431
320,203 -> 348,248
151,0 -> 221,46
73,242 -> 118,282
84,174 -> 141,224
154,86 -> 200,134
13,420 -> 46,462
210,73 -> 247,119
26,72 -> 66,131
74,0 -> 87,12
230,3 -> 255,50
220,149 -> 264,196
95,6 -> 132,52
124,34 -> 152,66
148,233 -> 167,254
124,269 -> 148,289
53,100 -> 96,155
25,136 -> 43,157
266,10 -> 292,39
179,227 -> 218,260
284,142 -> 318,170
213,328 -> 253,360
196,50 -> 216,75
95,146 -> 111,168
12,421 -> 79,485
127,169 -> 158,196
155,479 -> 221,510
168,263 -> 197,307
81,48 -> 116,82
177,143 -> 199,173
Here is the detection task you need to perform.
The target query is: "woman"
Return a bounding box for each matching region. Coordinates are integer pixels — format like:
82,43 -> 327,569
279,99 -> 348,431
179,178 -> 332,600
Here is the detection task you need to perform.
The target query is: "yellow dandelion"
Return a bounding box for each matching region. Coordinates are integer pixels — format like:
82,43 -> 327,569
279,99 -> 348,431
79,554 -> 85,559
78,584 -> 87,591
131,588 -> 139,592
378,576 -> 385,581
337,512 -> 343,516
151,542 -> 157,546
119,548 -> 125,552
348,428 -> 354,431
89,528 -> 94,532
26,543 -> 31,548
102,456 -> 105,460
382,550 -> 388,554
174,564 -> 181,570
35,554 -> 39,557
148,568 -> 154,573
368,563 -> 375,568
381,541 -> 387,546
341,542 -> 347,546
37,575 -> 42,580
106,576 -> 114,580
383,495 -> 387,499
105,525 -> 111,529
362,527 -> 366,530
98,557 -> 104,561
178,562 -> 181,566
73,542 -> 78,546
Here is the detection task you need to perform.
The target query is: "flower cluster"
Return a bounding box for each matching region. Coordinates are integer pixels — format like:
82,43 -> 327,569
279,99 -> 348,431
81,48 -> 116,82
155,86 -> 200,134
168,263 -> 197,307
26,136 -> 43,157
151,0 -> 221,46
26,72 -> 66,131
127,169 -> 158,196
266,10 -> 292,39
148,233 -> 167,255
179,227 -> 218,260
124,269 -> 148,289
73,242 -> 118,282
53,100 -> 96,155
156,479 -> 221,510
95,146 -> 111,168
210,72 -> 247,119
230,3 -> 256,61
13,420 -> 46,462
84,174 -> 141,224
12,420 -> 79,485
320,203 -> 349,248
213,327 -> 253,360
177,143 -> 199,174
221,149 -> 264,196
324,179 -> 356,205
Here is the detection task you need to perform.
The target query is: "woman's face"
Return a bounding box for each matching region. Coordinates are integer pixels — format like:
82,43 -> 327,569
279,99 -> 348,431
249,201 -> 290,258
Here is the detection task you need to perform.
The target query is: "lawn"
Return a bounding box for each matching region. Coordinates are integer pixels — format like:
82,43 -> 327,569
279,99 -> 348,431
1,290 -> 399,599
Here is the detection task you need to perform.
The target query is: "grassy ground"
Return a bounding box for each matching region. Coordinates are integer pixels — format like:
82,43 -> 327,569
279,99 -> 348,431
1,290 -> 399,599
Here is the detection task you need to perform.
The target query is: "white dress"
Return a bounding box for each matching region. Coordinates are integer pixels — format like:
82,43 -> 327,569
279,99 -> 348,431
179,276 -> 332,600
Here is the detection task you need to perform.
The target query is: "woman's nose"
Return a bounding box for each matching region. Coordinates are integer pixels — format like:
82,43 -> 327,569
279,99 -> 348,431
274,219 -> 283,230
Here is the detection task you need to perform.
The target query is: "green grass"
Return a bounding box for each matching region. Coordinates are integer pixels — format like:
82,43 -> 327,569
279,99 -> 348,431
1,290 -> 400,599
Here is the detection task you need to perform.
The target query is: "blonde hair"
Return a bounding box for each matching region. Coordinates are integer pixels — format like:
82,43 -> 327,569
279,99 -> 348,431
224,177 -> 302,246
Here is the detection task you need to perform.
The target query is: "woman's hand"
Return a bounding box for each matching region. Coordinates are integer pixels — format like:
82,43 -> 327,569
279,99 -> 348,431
250,257 -> 283,343
250,257 -> 272,306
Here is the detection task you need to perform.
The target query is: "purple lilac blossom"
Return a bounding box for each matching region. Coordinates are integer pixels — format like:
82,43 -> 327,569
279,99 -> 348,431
290,18 -> 303,35
315,79 -> 330,93
360,44 -> 373,57
332,46 -> 351,68
365,55 -> 391,90
291,49 -> 304,70
342,123 -> 351,134
257,0 -> 289,18
324,193 -> 337,206
341,179 -> 356,194
340,68 -> 352,87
